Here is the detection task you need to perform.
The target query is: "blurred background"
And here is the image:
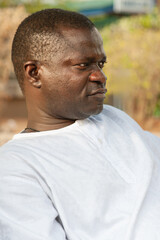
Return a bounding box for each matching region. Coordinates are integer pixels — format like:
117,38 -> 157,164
0,0 -> 160,145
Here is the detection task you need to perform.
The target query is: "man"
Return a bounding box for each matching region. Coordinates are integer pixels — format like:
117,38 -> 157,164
0,8 -> 160,240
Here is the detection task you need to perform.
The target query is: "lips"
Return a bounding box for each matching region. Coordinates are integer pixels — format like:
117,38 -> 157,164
88,88 -> 107,96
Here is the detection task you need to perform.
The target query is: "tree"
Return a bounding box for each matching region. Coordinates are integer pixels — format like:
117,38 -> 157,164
101,9 -> 160,120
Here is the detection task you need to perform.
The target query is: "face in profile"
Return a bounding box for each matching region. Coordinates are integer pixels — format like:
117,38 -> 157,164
40,27 -> 107,120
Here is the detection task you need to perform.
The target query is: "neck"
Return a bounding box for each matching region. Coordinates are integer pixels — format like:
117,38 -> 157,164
26,116 -> 75,132
25,95 -> 75,131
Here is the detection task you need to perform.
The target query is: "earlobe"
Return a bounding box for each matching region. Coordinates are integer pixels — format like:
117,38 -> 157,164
24,61 -> 41,88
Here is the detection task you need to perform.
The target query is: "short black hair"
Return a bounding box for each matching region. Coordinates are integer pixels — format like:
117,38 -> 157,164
11,8 -> 95,91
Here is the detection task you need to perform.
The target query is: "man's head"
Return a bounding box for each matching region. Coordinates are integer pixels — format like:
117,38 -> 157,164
12,9 -> 95,91
12,9 -> 107,123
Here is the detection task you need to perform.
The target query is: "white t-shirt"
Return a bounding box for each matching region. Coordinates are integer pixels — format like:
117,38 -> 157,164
0,105 -> 160,240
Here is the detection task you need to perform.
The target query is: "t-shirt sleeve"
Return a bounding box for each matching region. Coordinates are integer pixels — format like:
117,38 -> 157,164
0,154 -> 67,240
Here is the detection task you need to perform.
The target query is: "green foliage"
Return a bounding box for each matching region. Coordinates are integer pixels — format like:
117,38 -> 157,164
100,8 -> 160,119
24,0 -> 53,14
0,3 -> 159,119
90,14 -> 120,29
0,0 -> 75,13
139,8 -> 160,30
0,0 -> 18,7
154,95 -> 160,117
24,0 -> 72,13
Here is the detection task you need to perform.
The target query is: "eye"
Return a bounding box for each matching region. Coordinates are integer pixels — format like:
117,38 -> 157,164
79,63 -> 89,68
98,61 -> 106,69
75,63 -> 89,70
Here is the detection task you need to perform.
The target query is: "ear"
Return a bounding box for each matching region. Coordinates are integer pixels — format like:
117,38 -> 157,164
24,61 -> 41,88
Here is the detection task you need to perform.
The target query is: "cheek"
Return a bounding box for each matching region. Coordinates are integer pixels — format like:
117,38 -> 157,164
41,72 -> 63,94
66,72 -> 88,94
65,81 -> 87,99
42,67 -> 88,99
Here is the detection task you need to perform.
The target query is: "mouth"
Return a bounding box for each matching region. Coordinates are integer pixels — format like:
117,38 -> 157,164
88,88 -> 107,97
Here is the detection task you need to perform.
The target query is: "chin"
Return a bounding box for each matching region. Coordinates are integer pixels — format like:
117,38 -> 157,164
81,104 -> 104,119
92,104 -> 104,115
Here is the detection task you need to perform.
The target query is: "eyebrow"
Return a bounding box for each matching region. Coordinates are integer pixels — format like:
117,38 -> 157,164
63,54 -> 107,66
73,55 -> 107,62
84,55 -> 107,62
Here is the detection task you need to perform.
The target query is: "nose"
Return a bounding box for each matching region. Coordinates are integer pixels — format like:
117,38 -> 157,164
89,67 -> 107,85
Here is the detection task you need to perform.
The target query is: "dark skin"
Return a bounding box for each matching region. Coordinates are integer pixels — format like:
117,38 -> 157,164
23,27 -> 107,131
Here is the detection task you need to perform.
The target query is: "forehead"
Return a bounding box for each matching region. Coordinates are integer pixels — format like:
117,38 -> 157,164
62,27 -> 103,44
56,27 -> 106,61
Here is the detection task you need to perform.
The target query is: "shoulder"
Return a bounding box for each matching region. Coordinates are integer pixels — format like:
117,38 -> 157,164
0,138 -> 35,178
143,131 -> 160,158
99,104 -> 143,131
0,136 -> 26,157
101,105 -> 160,153
102,104 -> 137,122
